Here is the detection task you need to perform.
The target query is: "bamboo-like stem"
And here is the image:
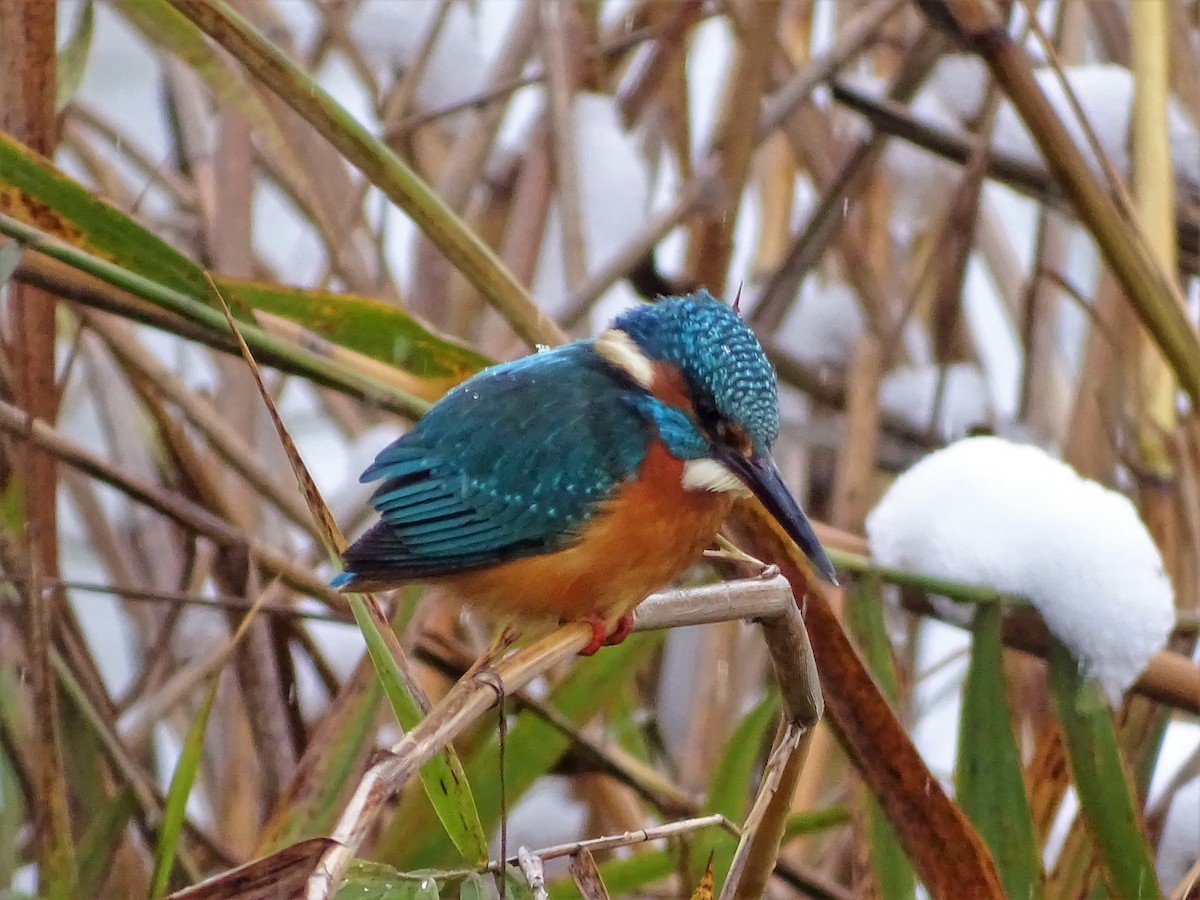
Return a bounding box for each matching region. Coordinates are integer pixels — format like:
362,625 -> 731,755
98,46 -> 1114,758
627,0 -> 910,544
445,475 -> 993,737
1131,0 -> 1180,474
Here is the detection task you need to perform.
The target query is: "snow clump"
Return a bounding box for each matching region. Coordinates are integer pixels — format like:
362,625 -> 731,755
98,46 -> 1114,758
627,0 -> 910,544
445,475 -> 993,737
866,436 -> 1175,706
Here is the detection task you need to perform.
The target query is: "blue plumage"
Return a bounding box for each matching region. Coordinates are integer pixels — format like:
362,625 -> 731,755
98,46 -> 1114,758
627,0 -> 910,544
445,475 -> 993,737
338,291 -> 837,596
615,291 -> 779,454
341,342 -> 651,582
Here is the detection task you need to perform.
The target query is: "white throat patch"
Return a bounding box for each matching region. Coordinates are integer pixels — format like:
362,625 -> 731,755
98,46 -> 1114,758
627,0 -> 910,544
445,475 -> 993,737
595,328 -> 655,389
682,459 -> 752,496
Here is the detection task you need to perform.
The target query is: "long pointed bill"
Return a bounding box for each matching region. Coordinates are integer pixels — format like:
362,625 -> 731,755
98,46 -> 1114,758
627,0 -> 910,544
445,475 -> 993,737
721,451 -> 838,584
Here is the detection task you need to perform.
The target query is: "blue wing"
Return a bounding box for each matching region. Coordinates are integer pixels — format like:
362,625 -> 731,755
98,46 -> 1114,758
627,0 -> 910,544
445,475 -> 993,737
339,342 -> 650,584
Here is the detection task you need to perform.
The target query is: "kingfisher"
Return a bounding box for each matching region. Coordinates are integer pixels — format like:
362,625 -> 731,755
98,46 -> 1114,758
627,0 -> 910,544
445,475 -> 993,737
335,290 -> 835,654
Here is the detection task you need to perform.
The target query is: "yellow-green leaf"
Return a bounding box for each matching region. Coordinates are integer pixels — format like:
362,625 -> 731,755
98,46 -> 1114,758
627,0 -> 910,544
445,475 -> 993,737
149,681 -> 218,898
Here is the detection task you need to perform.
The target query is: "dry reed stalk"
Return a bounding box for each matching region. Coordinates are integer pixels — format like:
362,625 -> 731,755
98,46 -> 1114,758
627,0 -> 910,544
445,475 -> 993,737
541,0 -> 589,291
0,5 -> 72,891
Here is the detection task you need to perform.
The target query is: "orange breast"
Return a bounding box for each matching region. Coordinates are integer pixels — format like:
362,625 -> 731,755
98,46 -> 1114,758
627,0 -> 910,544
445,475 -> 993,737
441,440 -> 734,623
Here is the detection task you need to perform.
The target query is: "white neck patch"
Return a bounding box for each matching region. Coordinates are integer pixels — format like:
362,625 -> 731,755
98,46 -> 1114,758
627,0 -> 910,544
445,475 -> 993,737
595,328 -> 655,389
682,458 -> 752,496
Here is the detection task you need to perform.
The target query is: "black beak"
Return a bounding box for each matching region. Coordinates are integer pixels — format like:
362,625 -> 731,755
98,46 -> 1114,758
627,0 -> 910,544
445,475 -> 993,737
720,451 -> 838,585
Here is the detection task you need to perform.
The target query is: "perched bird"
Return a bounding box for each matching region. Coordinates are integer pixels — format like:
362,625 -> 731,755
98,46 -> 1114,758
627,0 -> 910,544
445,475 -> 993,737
335,291 -> 835,654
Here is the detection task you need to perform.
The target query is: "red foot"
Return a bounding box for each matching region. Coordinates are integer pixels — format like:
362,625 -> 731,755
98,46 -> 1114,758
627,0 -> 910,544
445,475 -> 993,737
603,613 -> 634,647
578,618 -> 607,657
574,613 -> 635,657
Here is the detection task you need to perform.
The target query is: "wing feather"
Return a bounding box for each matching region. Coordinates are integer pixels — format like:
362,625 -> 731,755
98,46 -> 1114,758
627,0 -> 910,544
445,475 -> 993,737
341,343 -> 649,584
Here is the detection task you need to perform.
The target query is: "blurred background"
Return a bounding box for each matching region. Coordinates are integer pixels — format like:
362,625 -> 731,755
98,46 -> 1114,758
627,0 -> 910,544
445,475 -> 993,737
0,0 -> 1198,897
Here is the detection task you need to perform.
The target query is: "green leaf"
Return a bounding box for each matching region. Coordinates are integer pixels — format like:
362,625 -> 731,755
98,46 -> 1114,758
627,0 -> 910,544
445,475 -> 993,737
345,592 -> 489,865
693,693 -> 779,891
149,680 -> 218,898
337,861 -> 459,900
0,131 -> 205,291
845,575 -> 915,900
780,805 -> 852,843
0,210 -> 430,419
220,278 -> 489,381
382,634 -> 661,869
955,604 -> 1042,899
457,872 -> 490,900
56,0 -> 95,112
1047,639 -> 1161,899
0,672 -> 28,889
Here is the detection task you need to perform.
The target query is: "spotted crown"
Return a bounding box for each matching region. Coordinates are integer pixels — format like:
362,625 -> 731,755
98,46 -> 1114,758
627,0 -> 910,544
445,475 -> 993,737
614,291 -> 780,454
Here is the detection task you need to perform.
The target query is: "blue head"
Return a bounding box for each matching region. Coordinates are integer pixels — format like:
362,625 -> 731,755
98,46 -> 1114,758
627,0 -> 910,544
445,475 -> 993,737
596,290 -> 836,583
613,291 -> 779,456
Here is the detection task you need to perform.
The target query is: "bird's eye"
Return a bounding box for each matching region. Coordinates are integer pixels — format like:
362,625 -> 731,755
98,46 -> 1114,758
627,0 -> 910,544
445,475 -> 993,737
712,419 -> 752,455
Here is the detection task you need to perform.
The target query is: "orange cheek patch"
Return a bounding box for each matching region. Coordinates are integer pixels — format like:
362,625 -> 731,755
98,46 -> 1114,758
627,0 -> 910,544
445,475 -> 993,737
649,361 -> 694,411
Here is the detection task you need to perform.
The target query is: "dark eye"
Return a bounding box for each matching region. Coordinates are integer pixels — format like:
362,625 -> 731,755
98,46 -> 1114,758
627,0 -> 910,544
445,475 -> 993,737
694,397 -> 721,427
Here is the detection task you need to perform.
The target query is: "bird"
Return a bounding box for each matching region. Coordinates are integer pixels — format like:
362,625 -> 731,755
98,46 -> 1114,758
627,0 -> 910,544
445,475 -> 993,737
334,290 -> 836,655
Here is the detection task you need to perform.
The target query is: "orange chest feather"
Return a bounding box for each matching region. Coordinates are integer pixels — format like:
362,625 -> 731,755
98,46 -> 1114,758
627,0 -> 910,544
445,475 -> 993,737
443,440 -> 734,621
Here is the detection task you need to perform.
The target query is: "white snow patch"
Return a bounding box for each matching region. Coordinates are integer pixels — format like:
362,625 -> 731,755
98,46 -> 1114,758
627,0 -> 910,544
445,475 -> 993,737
866,436 -> 1176,705
1157,778 -> 1200,890
775,276 -> 865,369
879,362 -> 992,440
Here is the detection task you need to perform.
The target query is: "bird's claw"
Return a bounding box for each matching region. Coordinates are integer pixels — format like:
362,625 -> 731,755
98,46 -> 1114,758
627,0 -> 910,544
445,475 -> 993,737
576,613 -> 634,656
603,612 -> 634,647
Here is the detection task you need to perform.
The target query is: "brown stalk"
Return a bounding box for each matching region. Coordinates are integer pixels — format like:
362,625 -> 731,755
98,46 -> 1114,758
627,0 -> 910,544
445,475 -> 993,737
687,0 -> 780,289
720,588 -> 824,899
145,383 -> 298,812
493,127 -> 553,329
541,0 -> 589,291
778,105 -> 898,351
614,0 -> 703,127
0,2 -> 73,893
559,177 -> 710,330
67,106 -> 199,208
49,658 -> 210,886
303,564 -> 828,898
377,0 -> 455,135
